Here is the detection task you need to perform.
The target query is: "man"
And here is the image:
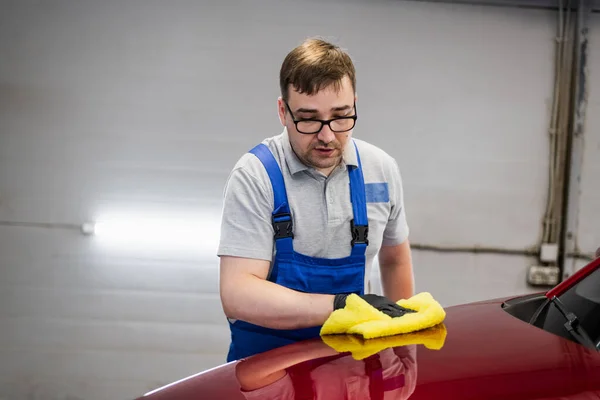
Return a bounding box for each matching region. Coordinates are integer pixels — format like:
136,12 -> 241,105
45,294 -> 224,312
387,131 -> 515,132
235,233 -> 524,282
218,37 -> 415,362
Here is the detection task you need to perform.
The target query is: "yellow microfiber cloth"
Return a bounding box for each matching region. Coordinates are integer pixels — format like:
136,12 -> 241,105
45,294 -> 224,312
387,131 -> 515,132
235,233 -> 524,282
321,323 -> 447,360
320,292 -> 446,339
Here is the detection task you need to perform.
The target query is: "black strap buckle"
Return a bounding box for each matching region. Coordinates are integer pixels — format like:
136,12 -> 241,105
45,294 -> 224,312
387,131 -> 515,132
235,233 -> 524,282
272,212 -> 294,240
351,219 -> 369,246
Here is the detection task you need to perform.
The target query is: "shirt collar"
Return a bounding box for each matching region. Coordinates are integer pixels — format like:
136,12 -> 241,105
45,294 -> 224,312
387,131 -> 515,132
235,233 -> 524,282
281,127 -> 359,176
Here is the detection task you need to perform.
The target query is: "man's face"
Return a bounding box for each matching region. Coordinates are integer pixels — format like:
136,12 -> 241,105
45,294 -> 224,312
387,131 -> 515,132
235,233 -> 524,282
278,76 -> 357,176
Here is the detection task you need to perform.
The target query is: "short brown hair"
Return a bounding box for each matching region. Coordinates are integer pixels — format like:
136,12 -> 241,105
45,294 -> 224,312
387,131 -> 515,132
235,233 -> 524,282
279,37 -> 356,102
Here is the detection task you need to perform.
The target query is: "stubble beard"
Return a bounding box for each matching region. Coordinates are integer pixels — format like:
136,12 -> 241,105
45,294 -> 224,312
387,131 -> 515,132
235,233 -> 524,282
302,142 -> 342,170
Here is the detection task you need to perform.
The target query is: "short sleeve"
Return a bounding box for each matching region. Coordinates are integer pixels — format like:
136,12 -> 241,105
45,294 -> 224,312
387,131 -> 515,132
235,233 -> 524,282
382,158 -> 410,246
217,156 -> 275,261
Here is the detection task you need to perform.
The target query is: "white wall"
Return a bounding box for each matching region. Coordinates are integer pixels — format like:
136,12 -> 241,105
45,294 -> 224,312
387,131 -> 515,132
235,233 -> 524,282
0,0 -> 585,399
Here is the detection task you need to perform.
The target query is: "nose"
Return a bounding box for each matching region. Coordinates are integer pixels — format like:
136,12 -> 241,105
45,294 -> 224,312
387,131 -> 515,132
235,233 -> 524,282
317,124 -> 335,144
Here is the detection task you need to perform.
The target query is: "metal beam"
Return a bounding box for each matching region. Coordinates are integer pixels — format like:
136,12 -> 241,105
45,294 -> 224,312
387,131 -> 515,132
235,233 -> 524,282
407,0 -> 600,11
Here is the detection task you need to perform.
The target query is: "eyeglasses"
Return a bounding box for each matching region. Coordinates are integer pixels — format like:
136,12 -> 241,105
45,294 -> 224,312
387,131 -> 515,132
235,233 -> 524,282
285,101 -> 358,134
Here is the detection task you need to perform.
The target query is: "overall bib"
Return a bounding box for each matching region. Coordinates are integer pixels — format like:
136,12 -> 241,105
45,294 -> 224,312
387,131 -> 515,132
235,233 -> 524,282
227,141 -> 370,362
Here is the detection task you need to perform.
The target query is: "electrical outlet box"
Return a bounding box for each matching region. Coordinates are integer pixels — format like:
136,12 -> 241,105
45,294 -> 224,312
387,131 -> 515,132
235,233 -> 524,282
527,265 -> 560,287
540,243 -> 559,263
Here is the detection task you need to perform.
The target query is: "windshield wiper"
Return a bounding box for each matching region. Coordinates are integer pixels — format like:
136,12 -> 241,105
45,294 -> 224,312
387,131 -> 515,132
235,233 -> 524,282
549,296 -> 597,350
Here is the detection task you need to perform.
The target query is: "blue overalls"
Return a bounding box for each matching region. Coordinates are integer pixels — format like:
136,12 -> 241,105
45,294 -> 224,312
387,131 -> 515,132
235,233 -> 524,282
226,141 -> 370,362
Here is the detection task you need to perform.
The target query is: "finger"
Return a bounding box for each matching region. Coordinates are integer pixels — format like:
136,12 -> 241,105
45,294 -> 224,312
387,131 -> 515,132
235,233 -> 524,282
381,304 -> 416,317
394,304 -> 416,313
379,305 -> 407,317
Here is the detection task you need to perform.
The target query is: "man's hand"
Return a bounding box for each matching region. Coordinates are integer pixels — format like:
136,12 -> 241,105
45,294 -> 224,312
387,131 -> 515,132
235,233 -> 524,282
221,256 -> 414,330
333,293 -> 415,317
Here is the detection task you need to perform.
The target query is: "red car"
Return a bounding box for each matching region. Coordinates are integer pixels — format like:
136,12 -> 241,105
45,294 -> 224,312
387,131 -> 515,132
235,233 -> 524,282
136,256 -> 600,400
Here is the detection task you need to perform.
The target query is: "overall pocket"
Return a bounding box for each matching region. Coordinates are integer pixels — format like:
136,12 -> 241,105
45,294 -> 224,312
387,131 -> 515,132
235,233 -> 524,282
275,252 -> 365,295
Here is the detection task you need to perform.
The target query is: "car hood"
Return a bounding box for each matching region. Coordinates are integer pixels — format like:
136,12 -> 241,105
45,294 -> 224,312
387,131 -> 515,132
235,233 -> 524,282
139,297 -> 600,400
410,297 -> 600,399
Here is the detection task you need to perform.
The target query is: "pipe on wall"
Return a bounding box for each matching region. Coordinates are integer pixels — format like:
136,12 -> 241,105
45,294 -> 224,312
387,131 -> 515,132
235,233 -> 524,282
410,242 -> 595,261
559,0 -> 590,278
0,220 -> 595,260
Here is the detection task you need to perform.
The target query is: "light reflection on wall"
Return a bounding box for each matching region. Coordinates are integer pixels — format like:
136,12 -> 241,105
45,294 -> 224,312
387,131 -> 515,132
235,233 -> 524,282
84,208 -> 222,259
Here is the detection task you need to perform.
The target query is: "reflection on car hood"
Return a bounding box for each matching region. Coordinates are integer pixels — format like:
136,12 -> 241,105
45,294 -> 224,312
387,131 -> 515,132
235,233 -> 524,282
139,298 -> 600,400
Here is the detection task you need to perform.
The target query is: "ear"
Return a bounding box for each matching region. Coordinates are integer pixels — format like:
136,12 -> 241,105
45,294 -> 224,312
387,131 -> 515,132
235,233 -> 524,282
277,97 -> 286,126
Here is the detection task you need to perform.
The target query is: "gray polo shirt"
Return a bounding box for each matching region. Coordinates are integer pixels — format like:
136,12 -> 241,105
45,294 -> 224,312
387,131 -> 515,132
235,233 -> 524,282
217,128 -> 409,291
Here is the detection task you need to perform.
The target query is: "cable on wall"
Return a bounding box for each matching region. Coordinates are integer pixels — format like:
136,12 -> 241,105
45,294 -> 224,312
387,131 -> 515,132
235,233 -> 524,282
530,0 -> 591,286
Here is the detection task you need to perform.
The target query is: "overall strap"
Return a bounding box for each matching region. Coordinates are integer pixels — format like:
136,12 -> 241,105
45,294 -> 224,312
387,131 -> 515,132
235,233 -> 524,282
248,144 -> 294,277
348,140 -> 369,257
364,354 -> 384,400
364,353 -> 407,397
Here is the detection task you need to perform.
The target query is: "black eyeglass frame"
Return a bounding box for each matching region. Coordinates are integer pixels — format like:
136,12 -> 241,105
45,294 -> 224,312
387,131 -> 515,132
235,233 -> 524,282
284,101 -> 358,134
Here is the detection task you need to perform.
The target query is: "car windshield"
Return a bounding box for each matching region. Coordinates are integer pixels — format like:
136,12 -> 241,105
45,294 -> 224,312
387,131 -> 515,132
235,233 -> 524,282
535,266 -> 600,348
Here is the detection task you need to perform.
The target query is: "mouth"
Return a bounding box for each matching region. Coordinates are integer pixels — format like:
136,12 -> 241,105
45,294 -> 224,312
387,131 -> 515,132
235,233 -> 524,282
314,148 -> 336,156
